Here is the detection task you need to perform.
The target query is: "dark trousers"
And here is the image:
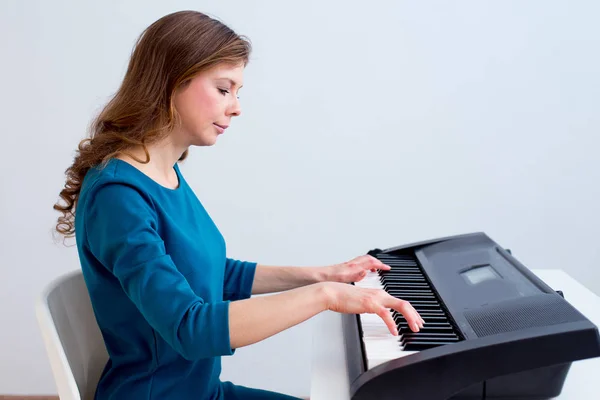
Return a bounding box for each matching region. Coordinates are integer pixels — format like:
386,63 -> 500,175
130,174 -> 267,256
221,381 -> 303,400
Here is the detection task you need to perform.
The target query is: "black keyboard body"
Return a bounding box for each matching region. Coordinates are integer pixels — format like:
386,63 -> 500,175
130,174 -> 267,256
344,232 -> 600,399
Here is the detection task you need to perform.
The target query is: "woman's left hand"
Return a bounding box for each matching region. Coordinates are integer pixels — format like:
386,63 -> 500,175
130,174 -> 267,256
323,255 -> 391,284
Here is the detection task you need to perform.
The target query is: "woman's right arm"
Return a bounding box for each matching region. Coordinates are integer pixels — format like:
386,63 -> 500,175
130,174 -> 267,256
86,183 -> 423,358
229,281 -> 425,349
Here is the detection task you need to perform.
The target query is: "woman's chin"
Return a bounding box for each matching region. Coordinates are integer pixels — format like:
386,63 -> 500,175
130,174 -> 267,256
191,134 -> 219,147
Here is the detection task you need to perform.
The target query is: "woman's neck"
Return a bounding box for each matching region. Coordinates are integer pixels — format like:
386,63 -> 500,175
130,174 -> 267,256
116,137 -> 187,189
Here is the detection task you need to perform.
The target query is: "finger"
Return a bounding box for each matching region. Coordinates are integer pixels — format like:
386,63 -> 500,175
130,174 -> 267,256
406,303 -> 424,330
412,308 -> 425,328
375,307 -> 398,336
392,298 -> 421,332
410,302 -> 425,326
385,294 -> 425,328
402,300 -> 424,325
367,260 -> 391,271
378,263 -> 391,271
367,255 -> 390,267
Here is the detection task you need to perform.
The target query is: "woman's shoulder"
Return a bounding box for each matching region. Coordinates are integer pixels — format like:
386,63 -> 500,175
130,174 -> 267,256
83,158 -> 136,188
80,159 -> 156,208
74,159 -> 158,237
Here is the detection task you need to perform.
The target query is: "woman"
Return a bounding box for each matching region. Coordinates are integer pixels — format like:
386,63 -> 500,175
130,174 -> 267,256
53,10 -> 423,400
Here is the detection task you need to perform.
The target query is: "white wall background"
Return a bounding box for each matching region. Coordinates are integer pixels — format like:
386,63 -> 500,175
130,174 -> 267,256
1,0 -> 599,396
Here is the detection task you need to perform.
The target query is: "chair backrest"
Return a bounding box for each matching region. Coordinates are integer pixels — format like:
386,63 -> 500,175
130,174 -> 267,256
36,269 -> 108,400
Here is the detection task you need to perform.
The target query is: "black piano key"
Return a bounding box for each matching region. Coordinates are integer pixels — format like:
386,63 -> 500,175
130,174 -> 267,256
382,270 -> 420,275
383,276 -> 427,282
393,298 -> 439,304
381,267 -> 420,272
372,252 -> 464,348
392,310 -> 446,318
386,290 -> 434,295
382,271 -> 421,276
403,340 -> 460,351
391,297 -> 438,303
385,285 -> 431,292
412,304 -> 444,310
402,331 -> 458,338
379,256 -> 417,260
421,315 -> 448,322
383,282 -> 428,288
402,343 -> 441,351
411,316 -> 447,323
395,319 -> 453,330
403,336 -> 461,343
413,310 -> 444,316
405,300 -> 440,306
378,254 -> 415,259
383,283 -> 430,290
387,289 -> 432,295
395,320 -> 451,330
389,294 -> 436,299
402,332 -> 458,339
382,268 -> 421,273
395,314 -> 448,323
393,310 -> 445,318
382,261 -> 418,265
383,287 -> 433,292
406,313 -> 445,319
385,282 -> 428,287
382,263 -> 421,268
389,293 -> 436,299
380,259 -> 418,264
399,337 -> 458,347
396,320 -> 452,328
379,276 -> 431,289
382,277 -> 427,283
402,326 -> 455,334
409,310 -> 445,315
388,290 -> 435,301
415,314 -> 446,319
382,269 -> 423,274
385,291 -> 435,296
412,306 -> 443,312
381,277 -> 428,283
384,285 -> 430,290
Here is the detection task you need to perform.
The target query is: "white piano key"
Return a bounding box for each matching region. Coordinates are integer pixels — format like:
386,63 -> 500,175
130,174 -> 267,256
355,271 -> 420,369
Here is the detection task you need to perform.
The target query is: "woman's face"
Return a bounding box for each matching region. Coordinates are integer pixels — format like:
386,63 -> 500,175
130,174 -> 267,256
173,63 -> 244,147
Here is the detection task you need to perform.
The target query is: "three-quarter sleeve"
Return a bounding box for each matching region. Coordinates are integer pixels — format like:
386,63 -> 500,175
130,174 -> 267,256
223,258 -> 257,301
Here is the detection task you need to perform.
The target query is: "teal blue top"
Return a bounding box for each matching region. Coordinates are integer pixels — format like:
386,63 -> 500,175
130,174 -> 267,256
75,158 -> 257,399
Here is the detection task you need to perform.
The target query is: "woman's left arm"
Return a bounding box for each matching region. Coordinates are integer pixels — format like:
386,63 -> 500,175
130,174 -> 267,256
251,255 -> 391,294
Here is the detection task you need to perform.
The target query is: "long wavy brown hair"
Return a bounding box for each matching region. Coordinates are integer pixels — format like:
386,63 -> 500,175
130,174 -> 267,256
53,10 -> 252,240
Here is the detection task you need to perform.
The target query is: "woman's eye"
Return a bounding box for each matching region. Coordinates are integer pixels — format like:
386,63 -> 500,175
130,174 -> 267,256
218,88 -> 229,95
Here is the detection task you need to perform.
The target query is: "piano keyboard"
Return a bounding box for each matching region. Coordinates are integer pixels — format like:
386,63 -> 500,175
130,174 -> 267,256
355,253 -> 463,369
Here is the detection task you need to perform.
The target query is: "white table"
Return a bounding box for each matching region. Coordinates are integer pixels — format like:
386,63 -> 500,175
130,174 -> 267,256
311,269 -> 600,399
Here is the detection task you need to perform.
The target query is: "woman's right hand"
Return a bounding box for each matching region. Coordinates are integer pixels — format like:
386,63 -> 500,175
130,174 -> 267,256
320,282 -> 425,336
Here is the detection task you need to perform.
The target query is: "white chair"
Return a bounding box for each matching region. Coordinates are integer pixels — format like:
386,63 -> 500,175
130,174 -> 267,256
36,269 -> 109,400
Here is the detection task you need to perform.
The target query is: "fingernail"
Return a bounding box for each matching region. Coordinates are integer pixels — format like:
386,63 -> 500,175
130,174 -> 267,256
413,323 -> 420,332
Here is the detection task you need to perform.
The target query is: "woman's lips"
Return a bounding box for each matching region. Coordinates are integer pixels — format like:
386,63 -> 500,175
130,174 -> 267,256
213,123 -> 227,133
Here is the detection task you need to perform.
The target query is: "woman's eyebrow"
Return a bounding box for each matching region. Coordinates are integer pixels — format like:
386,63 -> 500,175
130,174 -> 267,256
216,78 -> 243,88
